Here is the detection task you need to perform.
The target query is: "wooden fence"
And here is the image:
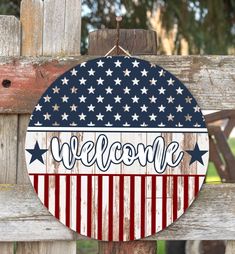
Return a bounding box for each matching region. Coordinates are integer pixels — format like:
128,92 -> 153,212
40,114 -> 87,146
0,0 -> 235,253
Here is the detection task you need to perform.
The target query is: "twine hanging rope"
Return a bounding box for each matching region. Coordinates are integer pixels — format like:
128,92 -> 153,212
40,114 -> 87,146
105,16 -> 131,57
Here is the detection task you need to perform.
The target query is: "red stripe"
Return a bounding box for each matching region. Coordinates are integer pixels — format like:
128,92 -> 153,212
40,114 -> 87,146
98,175 -> 103,240
76,175 -> 81,233
108,175 -> 113,241
151,176 -> 156,235
162,175 -> 167,229
130,176 -> 135,240
119,175 -> 124,241
55,175 -> 60,219
87,175 -> 92,237
184,176 -> 189,211
173,176 -> 178,221
141,176 -> 145,238
44,174 -> 49,208
194,176 -> 199,197
34,175 -> 38,194
66,175 -> 70,227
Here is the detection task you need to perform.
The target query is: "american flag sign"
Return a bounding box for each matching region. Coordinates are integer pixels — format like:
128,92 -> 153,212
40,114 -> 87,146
25,56 -> 209,241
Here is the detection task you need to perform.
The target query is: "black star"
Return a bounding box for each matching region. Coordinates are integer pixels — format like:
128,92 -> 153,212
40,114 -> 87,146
26,141 -> 48,164
186,142 -> 208,166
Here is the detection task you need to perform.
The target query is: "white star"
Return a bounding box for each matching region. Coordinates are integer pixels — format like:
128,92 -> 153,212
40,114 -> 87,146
114,77 -> 122,85
141,104 -> 148,112
194,105 -> 200,112
158,105 -> 165,112
176,87 -> 184,94
71,68 -> 77,76
70,104 -> 77,111
96,113 -> 104,121
132,95 -> 139,103
114,60 -> 122,67
176,104 -> 183,112
176,122 -> 183,127
80,62 -> 86,67
88,104 -> 95,111
71,86 -> 78,94
52,86 -> 60,93
123,69 -> 131,76
132,78 -> 140,85
141,69 -> 148,76
123,104 -> 130,112
141,122 -> 148,127
123,86 -> 131,94
105,122 -> 113,127
167,96 -> 175,103
149,114 -> 157,121
88,68 -> 95,76
79,113 -> 86,120
61,112 -> 69,120
106,69 -> 113,76
88,86 -> 95,94
194,123 -> 201,127
97,59 -> 104,67
61,95 -> 69,103
167,113 -> 174,121
132,113 -> 139,121
105,104 -> 113,112
35,104 -> 42,111
43,112 -> 51,120
88,121 -> 95,126
158,87 -> 165,94
114,95 -> 122,103
158,122 -> 165,127
79,95 -> 86,103
167,78 -> 175,86
97,77 -> 104,85
70,122 -> 77,127
158,69 -> 166,77
132,60 -> 140,67
97,95 -> 104,103
185,114 -> 192,121
52,104 -> 60,111
141,87 -> 148,94
149,78 -> 157,85
185,96 -> 193,103
149,95 -> 157,103
123,122 -> 130,127
79,77 -> 86,85
61,77 -> 69,85
44,95 -> 51,102
114,113 -> 121,121
105,86 -> 113,94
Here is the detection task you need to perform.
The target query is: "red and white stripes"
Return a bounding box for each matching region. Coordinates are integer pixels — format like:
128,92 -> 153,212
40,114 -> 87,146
29,173 -> 204,241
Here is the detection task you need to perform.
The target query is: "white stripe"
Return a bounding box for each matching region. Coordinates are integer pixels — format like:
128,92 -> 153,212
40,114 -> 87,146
27,126 -> 207,133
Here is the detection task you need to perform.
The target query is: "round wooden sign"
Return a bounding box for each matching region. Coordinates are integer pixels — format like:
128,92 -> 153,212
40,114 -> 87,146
25,56 -> 209,241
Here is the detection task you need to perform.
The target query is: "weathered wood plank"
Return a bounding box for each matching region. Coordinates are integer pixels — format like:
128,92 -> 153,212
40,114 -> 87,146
0,183 -> 233,241
0,16 -> 21,56
88,29 -> 157,55
0,55 -> 234,113
0,243 -> 14,254
16,241 -> 76,254
20,0 -> 44,56
0,115 -> 18,184
17,114 -> 30,184
225,241 -> 235,254
98,241 -> 156,254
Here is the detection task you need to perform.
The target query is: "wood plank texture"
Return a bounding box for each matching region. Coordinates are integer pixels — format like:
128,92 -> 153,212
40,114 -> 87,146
0,55 -> 234,113
0,115 -> 18,184
20,0 -> 43,56
88,29 -> 157,55
0,16 -> 21,56
0,243 -> 14,254
225,241 -> 235,254
0,183 -> 233,241
16,242 -> 76,254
